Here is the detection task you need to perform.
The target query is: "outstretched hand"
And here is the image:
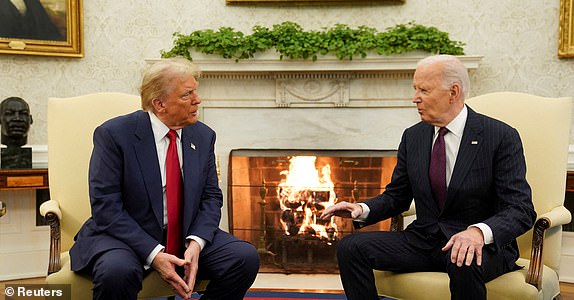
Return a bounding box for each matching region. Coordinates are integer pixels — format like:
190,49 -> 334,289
320,201 -> 363,220
151,251 -> 192,299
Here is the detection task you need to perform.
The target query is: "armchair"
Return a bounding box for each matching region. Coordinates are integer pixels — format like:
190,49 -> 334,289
376,92 -> 572,299
39,93 -> 207,299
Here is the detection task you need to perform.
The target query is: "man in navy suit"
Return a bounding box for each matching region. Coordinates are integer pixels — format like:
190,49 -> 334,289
69,58 -> 260,300
321,55 -> 536,300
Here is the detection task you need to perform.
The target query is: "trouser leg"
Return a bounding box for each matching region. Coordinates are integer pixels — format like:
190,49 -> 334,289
337,231 -> 440,300
198,240 -> 260,300
91,248 -> 143,300
445,245 -> 513,300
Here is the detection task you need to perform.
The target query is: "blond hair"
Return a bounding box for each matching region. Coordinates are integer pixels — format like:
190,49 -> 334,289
139,57 -> 201,111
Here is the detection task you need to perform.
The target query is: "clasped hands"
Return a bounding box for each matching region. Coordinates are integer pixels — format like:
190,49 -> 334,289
151,241 -> 201,299
320,201 -> 486,267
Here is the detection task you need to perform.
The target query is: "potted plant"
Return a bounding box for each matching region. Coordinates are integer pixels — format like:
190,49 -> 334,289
161,21 -> 465,62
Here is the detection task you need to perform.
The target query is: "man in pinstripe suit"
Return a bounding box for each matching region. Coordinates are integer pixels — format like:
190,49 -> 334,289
321,55 -> 536,300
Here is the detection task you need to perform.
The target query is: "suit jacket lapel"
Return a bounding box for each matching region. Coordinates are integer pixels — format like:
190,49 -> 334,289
181,125 -> 200,230
133,112 -> 164,228
445,107 -> 483,210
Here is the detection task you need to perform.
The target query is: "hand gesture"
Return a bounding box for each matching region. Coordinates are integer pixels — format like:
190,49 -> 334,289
320,201 -> 363,220
183,240 -> 201,296
151,251 -> 192,299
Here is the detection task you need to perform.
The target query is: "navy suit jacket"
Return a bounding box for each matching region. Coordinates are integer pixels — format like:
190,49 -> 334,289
70,110 -> 233,271
361,106 -> 536,264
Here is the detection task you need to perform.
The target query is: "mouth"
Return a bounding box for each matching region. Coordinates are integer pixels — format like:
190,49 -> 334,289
7,123 -> 28,133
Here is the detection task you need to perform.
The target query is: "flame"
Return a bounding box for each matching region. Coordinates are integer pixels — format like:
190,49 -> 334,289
277,156 -> 338,240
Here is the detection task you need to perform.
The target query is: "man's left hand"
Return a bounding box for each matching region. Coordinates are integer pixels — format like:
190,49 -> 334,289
442,227 -> 485,267
183,240 -> 201,293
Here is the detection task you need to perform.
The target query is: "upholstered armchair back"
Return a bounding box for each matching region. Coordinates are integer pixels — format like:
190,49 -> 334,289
466,92 -> 572,273
47,92 -> 141,252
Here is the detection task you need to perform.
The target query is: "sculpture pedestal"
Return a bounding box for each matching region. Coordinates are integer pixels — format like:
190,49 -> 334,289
1,147 -> 32,169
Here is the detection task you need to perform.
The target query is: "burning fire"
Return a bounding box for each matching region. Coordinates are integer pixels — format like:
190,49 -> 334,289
277,156 -> 338,241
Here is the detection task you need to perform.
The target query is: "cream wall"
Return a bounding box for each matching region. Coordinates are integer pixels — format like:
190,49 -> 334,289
0,0 -> 572,145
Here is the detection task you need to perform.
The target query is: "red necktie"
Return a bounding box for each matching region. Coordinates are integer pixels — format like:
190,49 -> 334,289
429,127 -> 448,209
166,130 -> 183,256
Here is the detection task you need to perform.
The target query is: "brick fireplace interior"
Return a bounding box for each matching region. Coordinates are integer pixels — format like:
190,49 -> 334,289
228,149 -> 397,273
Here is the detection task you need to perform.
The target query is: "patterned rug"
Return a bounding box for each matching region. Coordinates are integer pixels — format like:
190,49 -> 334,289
185,291 -> 393,299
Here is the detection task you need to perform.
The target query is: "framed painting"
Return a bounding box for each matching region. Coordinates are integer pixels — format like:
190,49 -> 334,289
0,0 -> 83,57
227,0 -> 404,4
559,0 -> 574,58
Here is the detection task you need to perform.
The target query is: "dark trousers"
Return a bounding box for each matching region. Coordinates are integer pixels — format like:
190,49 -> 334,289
336,230 -> 513,300
88,239 -> 259,300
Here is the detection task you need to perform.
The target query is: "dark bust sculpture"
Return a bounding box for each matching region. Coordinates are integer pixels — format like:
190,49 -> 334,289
1,97 -> 34,169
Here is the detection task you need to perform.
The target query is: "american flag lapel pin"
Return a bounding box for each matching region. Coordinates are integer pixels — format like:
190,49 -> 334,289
190,143 -> 196,150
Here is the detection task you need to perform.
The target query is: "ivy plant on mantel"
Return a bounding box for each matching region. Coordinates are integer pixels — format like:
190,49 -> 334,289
160,21 -> 465,62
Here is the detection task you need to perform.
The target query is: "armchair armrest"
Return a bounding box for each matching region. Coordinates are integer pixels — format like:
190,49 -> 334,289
526,205 -> 572,289
39,200 -> 62,275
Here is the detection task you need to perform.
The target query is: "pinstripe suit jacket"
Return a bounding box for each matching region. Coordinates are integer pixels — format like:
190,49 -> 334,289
361,106 -> 536,263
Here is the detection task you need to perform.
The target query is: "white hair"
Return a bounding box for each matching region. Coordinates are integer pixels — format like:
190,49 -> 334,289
417,55 -> 470,99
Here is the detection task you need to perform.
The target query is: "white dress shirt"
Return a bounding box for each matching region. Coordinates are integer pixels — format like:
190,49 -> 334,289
145,111 -> 206,266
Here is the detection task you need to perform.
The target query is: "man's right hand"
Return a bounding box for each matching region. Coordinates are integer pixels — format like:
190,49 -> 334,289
320,201 -> 363,220
151,251 -> 192,299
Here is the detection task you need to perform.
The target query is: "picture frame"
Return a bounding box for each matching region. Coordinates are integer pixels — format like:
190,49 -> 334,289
559,0 -> 574,58
0,0 -> 83,57
227,0 -> 404,4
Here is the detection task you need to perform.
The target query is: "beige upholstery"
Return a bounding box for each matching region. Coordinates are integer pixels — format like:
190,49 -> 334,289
39,93 -> 207,299
375,92 -> 573,300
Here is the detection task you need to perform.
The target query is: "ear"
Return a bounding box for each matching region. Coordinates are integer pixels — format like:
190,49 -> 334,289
151,97 -> 165,112
29,115 -> 33,124
449,83 -> 461,103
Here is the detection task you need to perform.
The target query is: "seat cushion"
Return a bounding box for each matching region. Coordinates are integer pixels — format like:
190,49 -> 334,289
374,258 -> 558,300
46,252 -> 208,299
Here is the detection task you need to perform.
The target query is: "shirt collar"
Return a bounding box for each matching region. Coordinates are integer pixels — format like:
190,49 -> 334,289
148,111 -> 181,142
435,105 -> 468,138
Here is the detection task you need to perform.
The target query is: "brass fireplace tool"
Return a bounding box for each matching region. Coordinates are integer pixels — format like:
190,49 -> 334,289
257,179 -> 280,266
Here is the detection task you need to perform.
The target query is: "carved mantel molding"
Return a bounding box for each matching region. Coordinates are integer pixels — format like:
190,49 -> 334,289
147,55 -> 483,108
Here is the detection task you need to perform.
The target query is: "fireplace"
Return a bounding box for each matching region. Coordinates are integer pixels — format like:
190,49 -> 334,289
228,149 -> 397,273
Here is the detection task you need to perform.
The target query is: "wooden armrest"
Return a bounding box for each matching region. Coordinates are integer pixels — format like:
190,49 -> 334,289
526,205 -> 571,289
40,200 -> 62,275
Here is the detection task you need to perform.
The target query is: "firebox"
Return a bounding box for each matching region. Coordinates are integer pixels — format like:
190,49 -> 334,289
227,149 -> 397,274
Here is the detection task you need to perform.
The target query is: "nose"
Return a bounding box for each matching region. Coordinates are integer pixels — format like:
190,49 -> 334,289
412,91 -> 421,104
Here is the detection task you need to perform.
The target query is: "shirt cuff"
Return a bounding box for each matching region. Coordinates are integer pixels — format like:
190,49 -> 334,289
470,222 -> 494,244
145,244 -> 165,269
186,235 -> 206,251
356,203 -> 370,221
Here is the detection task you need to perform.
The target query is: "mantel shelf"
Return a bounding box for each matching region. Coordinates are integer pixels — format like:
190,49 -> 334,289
146,55 -> 483,73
